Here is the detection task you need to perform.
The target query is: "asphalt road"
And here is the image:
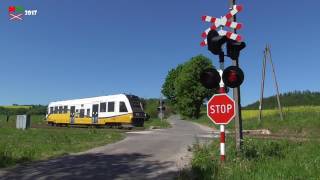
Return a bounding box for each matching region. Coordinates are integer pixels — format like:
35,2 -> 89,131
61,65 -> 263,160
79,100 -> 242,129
0,115 -> 215,180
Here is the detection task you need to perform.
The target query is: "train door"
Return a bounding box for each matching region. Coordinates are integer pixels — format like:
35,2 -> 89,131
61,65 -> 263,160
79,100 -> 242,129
92,104 -> 99,124
70,106 -> 75,124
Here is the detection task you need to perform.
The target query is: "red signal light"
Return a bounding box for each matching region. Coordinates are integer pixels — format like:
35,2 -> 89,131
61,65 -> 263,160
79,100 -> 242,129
222,66 -> 244,88
228,70 -> 238,82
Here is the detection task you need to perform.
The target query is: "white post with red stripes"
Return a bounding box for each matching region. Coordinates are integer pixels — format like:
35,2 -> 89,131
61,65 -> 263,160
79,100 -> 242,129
218,69 -> 226,162
220,125 -> 226,161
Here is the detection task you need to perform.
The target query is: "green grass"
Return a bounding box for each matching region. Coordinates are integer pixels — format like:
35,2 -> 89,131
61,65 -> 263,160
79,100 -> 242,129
179,106 -> 320,179
179,137 -> 320,180
0,115 -> 124,168
189,106 -> 320,137
144,118 -> 171,129
0,115 -> 45,128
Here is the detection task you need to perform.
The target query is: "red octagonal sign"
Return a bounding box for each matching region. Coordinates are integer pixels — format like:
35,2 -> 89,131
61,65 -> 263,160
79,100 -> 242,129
207,94 -> 235,125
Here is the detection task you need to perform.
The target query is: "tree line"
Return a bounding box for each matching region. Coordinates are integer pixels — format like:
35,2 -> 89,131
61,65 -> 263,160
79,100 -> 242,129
244,90 -> 320,109
0,105 -> 47,115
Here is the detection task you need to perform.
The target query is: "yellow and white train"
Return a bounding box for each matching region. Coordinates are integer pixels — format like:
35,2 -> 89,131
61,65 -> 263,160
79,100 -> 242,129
46,94 -> 146,127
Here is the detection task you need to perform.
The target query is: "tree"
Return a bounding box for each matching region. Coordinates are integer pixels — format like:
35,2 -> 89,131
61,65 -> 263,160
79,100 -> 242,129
162,55 -> 216,119
162,64 -> 183,104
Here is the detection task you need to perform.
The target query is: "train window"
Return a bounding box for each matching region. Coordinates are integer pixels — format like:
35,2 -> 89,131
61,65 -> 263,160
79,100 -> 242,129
87,109 -> 90,117
63,106 -> 68,113
108,102 -> 115,112
70,106 -> 75,113
119,102 -> 128,112
54,106 -> 58,114
100,102 -> 106,112
58,106 -> 63,114
80,109 -> 85,118
50,107 -> 54,114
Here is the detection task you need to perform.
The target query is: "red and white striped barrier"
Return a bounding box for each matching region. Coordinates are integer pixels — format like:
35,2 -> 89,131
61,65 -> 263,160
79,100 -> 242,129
200,29 -> 242,46
225,5 -> 243,19
201,21 -> 242,38
219,30 -> 242,42
201,25 -> 242,39
200,4 -> 244,46
202,5 -> 242,23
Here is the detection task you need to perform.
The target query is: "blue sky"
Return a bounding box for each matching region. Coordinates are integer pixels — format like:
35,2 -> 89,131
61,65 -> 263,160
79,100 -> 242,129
0,0 -> 319,106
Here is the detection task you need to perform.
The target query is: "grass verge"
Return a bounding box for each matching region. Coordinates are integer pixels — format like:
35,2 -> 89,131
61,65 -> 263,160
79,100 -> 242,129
179,137 -> 320,179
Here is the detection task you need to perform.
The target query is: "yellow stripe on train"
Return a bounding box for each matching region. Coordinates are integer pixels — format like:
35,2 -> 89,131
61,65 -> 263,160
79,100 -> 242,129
47,113 -> 133,125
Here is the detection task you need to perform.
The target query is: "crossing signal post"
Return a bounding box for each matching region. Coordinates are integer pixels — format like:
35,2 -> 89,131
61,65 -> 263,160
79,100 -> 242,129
158,97 -> 165,121
199,0 -> 246,158
229,0 -> 244,153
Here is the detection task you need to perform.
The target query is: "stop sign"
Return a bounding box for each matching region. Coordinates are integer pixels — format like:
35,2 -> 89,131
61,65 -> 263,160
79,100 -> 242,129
207,94 -> 235,125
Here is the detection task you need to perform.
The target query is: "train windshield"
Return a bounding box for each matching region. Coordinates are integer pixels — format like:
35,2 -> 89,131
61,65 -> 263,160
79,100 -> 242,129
126,95 -> 143,112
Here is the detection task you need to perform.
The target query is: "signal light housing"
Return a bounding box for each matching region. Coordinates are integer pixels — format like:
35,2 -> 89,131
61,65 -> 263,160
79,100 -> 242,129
227,40 -> 246,60
200,68 -> 221,89
157,106 -> 166,111
207,30 -> 227,55
222,66 -> 244,88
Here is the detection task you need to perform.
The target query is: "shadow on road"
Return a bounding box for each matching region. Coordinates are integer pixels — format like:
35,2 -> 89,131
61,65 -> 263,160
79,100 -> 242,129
0,153 -> 178,180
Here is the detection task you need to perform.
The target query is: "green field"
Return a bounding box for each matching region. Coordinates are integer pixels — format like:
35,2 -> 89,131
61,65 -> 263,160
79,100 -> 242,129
180,106 -> 320,179
0,115 -> 124,168
0,106 -> 31,109
191,106 -> 320,137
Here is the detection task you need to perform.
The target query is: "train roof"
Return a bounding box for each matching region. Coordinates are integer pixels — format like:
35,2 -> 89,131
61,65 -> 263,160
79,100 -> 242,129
48,94 -> 131,106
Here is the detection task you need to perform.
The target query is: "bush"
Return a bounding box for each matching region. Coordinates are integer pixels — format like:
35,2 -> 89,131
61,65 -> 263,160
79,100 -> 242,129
241,138 -> 287,160
191,143 -> 219,180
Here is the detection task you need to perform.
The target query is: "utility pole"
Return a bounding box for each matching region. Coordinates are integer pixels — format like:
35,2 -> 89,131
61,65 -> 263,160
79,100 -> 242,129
259,45 -> 283,122
258,50 -> 267,122
159,93 -> 163,121
267,45 -> 283,120
229,0 -> 243,152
